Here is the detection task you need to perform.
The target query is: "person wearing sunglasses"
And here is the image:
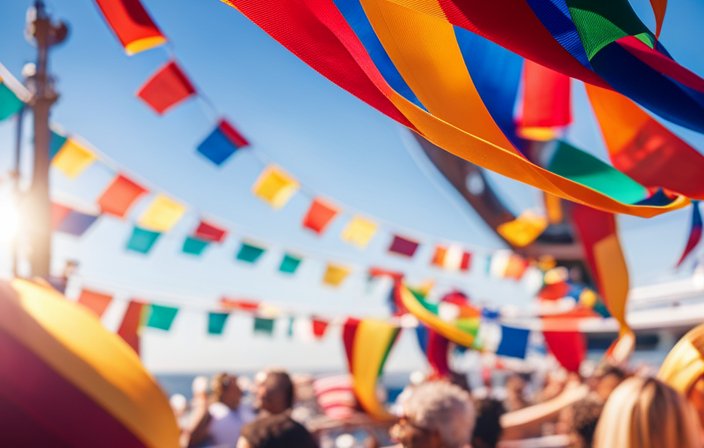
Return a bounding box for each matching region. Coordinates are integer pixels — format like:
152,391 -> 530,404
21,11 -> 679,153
390,381 -> 476,448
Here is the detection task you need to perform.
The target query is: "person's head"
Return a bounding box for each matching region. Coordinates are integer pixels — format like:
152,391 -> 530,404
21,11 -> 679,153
255,369 -> 294,415
570,396 -> 604,448
505,374 -> 527,395
211,373 -> 243,410
236,413 -> 317,448
397,381 -> 475,448
593,377 -> 701,448
593,364 -> 627,401
471,398 -> 505,448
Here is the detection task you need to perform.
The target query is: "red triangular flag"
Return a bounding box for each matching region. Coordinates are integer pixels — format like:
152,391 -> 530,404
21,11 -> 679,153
117,300 -> 146,355
194,220 -> 228,243
136,61 -> 196,114
94,0 -> 167,55
97,174 -> 148,218
303,198 -> 339,235
77,289 -> 113,318
312,318 -> 329,339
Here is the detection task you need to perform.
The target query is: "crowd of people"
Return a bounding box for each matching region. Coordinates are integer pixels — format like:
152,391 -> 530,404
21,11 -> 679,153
169,361 -> 704,448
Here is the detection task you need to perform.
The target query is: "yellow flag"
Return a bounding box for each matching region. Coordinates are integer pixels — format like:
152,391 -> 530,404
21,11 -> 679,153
138,194 -> 186,232
341,216 -> 377,249
252,165 -> 299,209
323,263 -> 350,287
497,210 -> 548,247
51,138 -> 97,179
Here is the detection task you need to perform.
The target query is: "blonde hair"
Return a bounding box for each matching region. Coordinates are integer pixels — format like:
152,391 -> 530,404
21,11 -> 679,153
658,323 -> 704,394
593,377 -> 701,448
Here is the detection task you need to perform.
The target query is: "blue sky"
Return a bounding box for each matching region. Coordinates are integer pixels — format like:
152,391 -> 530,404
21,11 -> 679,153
0,0 -> 702,372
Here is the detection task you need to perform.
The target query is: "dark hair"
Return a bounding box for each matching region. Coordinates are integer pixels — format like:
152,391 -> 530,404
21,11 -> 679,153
471,398 -> 505,448
241,413 -> 317,448
210,372 -> 232,401
572,396 -> 604,448
266,371 -> 294,410
594,364 -> 627,381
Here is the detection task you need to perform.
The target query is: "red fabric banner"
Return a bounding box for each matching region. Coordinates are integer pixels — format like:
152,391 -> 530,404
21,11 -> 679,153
77,289 -> 113,318
136,61 -> 196,115
572,204 -> 630,334
51,203 -> 72,229
312,319 -> 329,339
97,174 -> 148,218
117,300 -> 145,356
342,318 -> 361,372
194,220 -> 228,243
219,119 -> 249,148
543,330 -> 586,373
388,235 -> 420,257
94,0 -> 166,55
587,83 -> 704,200
303,198 -> 339,234
517,59 -> 572,141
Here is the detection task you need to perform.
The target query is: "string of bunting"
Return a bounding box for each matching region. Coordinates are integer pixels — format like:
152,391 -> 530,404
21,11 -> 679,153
68,271 -> 598,370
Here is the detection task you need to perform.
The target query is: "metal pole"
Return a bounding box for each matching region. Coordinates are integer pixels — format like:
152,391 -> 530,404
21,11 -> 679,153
11,105 -> 25,277
24,0 -> 67,279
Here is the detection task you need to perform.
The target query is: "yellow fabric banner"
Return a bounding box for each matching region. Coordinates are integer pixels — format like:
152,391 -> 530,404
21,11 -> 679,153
252,165 -> 300,209
323,263 -> 351,287
138,194 -> 186,232
52,138 -> 98,179
341,216 -> 378,249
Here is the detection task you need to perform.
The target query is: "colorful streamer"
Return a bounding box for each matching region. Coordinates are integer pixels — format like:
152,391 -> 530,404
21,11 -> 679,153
677,202 -> 703,267
586,84 -> 704,200
396,283 -> 476,347
572,204 -> 630,336
658,323 -> 704,395
343,318 -> 400,419
219,0 -> 688,217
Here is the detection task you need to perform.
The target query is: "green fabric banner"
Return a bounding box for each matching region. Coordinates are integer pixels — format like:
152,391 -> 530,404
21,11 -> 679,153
146,305 -> 179,331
